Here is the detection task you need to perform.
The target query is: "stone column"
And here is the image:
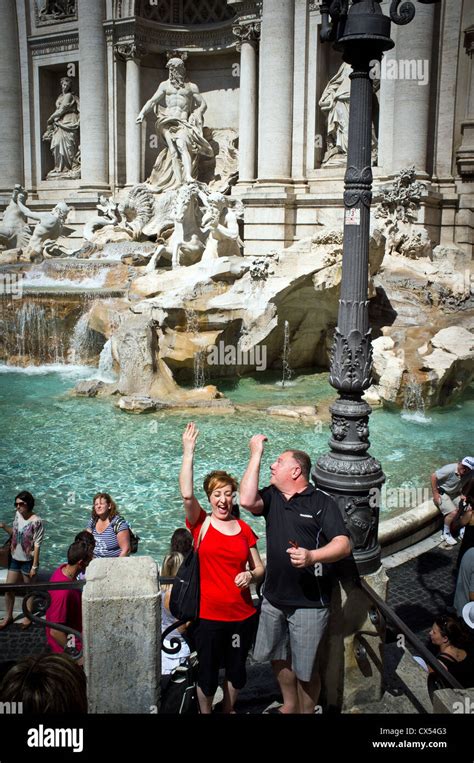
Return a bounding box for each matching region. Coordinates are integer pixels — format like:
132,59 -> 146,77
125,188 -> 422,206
116,43 -> 145,186
257,0 -> 294,182
78,0 -> 109,189
291,0 -> 309,183
456,23 -> 474,177
376,33 -> 397,175
391,2 -> 436,175
83,557 -> 161,713
0,0 -> 23,191
233,22 -> 260,184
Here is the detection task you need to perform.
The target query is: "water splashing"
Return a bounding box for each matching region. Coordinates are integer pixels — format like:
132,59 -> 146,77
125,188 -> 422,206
185,308 -> 206,388
8,301 -> 68,363
97,339 -> 117,382
276,320 -> 294,388
401,374 -> 432,424
69,312 -> 94,364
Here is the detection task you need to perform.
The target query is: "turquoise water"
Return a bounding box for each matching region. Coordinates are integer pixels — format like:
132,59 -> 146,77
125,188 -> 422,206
0,365 -> 470,569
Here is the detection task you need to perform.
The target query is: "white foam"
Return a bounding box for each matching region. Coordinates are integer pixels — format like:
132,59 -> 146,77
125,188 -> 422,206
22,271 -> 107,289
0,363 -> 94,378
400,411 -> 432,425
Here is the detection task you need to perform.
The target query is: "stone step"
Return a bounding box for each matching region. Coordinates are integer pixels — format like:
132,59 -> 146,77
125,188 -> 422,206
349,691 -> 424,714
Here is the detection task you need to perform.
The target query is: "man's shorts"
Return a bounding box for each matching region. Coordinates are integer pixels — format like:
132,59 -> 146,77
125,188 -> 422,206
252,597 -> 329,682
438,494 -> 460,517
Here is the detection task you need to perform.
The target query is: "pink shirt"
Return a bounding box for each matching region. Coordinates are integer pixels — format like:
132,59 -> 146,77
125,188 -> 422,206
46,565 -> 82,654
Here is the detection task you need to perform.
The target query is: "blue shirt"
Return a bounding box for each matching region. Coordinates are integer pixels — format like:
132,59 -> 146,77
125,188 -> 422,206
87,516 -> 130,558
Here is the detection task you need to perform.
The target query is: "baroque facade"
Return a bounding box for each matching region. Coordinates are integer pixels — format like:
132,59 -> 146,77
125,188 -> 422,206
1,0 -> 473,256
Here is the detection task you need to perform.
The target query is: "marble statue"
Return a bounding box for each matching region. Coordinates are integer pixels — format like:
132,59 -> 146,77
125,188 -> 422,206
84,195 -> 124,242
42,77 -> 80,179
0,185 -> 31,250
16,195 -> 71,261
37,1 -> 76,20
136,57 -> 213,191
144,184 -> 243,271
319,63 -> 351,166
200,192 -> 243,262
319,62 -> 379,167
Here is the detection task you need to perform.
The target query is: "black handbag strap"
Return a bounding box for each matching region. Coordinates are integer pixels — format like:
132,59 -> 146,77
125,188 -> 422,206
196,515 -> 212,549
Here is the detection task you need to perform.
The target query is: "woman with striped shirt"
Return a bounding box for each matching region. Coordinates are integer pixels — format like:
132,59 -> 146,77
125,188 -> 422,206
86,493 -> 131,558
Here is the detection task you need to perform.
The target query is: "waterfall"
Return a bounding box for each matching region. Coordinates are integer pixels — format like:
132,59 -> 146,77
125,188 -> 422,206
69,312 -> 93,364
97,339 -> 116,382
401,374 -> 431,424
185,308 -> 206,388
11,301 -> 67,364
280,320 -> 294,388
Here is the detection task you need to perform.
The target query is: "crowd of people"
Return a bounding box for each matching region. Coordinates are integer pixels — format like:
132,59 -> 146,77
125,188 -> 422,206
0,439 -> 473,713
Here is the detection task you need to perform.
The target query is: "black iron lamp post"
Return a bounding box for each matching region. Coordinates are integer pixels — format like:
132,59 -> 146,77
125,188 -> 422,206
313,0 -> 440,575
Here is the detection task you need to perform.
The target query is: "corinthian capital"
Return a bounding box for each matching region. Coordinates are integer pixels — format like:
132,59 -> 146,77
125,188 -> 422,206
114,42 -> 146,62
232,21 -> 261,51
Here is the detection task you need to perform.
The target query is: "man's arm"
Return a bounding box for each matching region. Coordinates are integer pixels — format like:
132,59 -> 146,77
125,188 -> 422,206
287,535 -> 351,568
240,434 -> 268,515
16,197 -> 43,222
190,85 -> 207,117
137,84 -> 166,123
49,628 -> 68,649
431,472 -> 441,507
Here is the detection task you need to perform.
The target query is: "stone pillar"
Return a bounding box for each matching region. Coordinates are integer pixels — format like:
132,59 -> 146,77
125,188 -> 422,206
116,43 -> 145,186
320,566 -> 388,711
233,22 -> 260,184
391,2 -> 436,175
83,557 -> 161,713
291,0 -> 309,183
78,0 -> 109,189
376,30 -> 397,175
456,23 -> 474,178
257,0 -> 294,182
0,0 -> 23,191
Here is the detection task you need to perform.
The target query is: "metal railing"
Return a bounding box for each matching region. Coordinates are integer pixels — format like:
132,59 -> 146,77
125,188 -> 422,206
0,577 -> 186,658
359,578 -> 464,695
0,580 -> 85,659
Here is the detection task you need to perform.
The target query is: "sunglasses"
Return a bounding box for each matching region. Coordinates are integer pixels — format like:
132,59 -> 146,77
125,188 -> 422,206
14,500 -> 27,507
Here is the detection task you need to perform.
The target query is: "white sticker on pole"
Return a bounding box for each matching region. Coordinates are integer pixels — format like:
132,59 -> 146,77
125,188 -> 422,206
345,208 -> 360,225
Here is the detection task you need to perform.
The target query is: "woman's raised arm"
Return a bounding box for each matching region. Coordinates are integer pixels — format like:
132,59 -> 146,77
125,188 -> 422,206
179,422 -> 202,526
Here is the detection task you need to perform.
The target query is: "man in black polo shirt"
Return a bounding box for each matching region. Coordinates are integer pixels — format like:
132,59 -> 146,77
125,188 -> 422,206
240,434 -> 351,714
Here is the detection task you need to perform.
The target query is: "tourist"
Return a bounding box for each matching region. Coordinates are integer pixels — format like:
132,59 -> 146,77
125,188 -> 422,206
454,546 -> 474,616
451,477 -> 474,567
239,435 -> 351,714
46,539 -> 93,662
431,456 -> 474,545
160,551 -> 191,676
0,491 -> 44,630
180,422 -> 265,714
85,492 -> 131,557
169,527 -> 193,557
0,653 -> 87,713
428,614 -> 474,688
74,530 -> 96,581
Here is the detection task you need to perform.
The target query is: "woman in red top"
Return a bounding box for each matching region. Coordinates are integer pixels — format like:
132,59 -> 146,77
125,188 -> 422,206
180,422 -> 265,714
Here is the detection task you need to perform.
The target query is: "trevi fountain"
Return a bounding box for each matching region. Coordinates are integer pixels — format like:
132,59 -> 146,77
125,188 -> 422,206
0,0 -> 472,566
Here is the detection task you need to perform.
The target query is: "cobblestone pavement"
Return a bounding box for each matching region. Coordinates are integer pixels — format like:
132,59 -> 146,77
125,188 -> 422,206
385,540 -> 460,644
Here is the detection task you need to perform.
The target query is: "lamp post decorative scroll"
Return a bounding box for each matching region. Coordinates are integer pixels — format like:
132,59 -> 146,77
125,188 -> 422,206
314,0 -> 440,575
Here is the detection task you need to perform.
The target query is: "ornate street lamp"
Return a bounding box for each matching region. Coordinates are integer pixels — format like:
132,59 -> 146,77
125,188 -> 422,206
313,0 -> 440,575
